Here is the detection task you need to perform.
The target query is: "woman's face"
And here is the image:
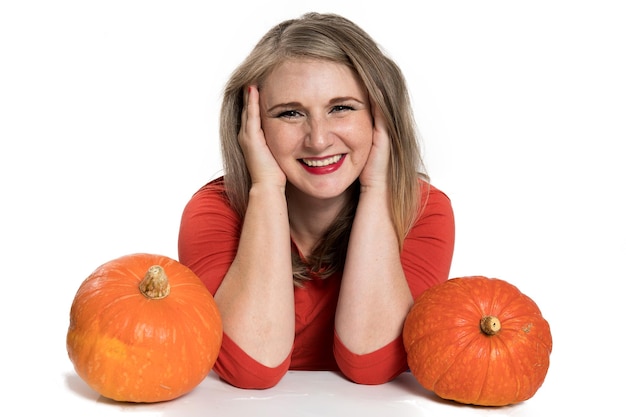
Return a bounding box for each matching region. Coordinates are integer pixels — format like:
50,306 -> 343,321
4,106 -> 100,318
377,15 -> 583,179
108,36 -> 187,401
259,59 -> 373,202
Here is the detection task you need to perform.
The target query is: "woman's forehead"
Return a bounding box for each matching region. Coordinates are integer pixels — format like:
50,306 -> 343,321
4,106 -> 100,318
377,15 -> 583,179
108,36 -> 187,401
261,59 -> 366,100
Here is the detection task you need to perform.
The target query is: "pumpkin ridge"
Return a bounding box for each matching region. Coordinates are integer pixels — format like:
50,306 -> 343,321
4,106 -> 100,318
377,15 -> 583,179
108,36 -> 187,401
495,293 -> 536,322
501,319 -> 551,399
499,311 -> 553,354
470,322 -> 522,405
406,320 -> 471,349
504,333 -> 523,402
473,336 -> 494,405
451,279 -> 492,323
87,296 -> 142,344
155,282 -> 222,366
431,328 -> 484,395
163,283 -> 219,331
101,293 -> 140,308
484,279 -> 515,317
168,298 -> 215,341
98,292 -> 156,329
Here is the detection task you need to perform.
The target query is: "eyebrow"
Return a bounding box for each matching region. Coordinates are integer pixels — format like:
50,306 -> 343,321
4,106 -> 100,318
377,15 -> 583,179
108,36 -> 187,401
266,96 -> 366,114
266,102 -> 301,113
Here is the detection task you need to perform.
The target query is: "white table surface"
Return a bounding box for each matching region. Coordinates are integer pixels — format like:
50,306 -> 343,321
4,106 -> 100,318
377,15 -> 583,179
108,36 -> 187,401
62,369 -> 551,417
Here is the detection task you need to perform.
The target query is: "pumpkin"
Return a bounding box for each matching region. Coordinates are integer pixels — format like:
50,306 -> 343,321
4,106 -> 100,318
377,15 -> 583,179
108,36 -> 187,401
402,276 -> 552,406
67,253 -> 222,403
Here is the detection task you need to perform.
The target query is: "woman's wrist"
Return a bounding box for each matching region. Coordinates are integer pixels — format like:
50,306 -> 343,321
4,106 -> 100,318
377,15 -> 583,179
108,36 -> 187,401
248,181 -> 286,198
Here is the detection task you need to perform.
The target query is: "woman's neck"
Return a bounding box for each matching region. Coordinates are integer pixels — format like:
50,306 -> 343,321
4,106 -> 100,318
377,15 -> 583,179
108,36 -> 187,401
285,184 -> 353,258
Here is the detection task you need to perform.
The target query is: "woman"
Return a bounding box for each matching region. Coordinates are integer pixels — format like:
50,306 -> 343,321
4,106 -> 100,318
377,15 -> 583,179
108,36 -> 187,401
178,12 -> 455,389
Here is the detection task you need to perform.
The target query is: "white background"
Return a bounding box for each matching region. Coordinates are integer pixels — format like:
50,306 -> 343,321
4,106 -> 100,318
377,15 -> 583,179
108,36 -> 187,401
1,0 -> 624,415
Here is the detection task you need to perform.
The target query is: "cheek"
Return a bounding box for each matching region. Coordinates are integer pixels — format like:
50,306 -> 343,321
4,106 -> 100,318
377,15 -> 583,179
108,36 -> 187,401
348,123 -> 374,162
261,120 -> 298,157
355,141 -> 373,168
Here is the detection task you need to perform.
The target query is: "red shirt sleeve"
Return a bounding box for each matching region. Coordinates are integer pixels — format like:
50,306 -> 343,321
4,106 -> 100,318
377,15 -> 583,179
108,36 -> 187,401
178,179 -> 239,295
334,182 -> 455,384
402,182 -> 456,300
212,332 -> 291,389
334,332 -> 409,384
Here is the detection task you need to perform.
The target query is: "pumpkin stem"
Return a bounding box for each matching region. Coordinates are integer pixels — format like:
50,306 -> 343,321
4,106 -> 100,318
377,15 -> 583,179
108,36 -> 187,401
480,315 -> 501,335
139,265 -> 171,299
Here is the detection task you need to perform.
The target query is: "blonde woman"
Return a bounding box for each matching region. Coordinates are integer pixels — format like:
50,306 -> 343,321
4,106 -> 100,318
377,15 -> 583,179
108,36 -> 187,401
178,12 -> 455,389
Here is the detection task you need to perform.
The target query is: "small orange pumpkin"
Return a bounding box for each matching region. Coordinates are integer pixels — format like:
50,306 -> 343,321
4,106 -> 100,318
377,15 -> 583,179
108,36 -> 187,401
67,253 -> 222,403
403,276 -> 552,406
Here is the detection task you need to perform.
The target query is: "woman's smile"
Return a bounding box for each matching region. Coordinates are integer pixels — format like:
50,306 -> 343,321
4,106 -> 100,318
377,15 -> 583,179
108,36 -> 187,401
300,154 -> 346,174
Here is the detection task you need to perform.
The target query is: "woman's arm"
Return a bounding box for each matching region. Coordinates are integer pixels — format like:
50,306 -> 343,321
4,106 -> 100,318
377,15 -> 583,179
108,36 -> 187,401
213,86 -> 295,368
334,102 -> 414,354
335,187 -> 413,354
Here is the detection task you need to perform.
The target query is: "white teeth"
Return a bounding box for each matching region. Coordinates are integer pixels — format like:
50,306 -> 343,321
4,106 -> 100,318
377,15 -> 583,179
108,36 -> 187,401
302,155 -> 342,167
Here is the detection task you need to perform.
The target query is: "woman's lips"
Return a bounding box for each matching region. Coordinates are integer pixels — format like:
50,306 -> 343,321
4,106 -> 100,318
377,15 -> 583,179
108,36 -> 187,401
299,154 -> 346,175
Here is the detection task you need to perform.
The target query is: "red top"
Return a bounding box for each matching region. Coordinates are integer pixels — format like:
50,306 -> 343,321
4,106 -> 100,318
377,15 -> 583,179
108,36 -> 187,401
178,177 -> 455,389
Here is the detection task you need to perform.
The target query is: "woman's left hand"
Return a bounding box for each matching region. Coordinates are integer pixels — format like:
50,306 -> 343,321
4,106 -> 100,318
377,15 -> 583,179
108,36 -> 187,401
359,98 -> 391,191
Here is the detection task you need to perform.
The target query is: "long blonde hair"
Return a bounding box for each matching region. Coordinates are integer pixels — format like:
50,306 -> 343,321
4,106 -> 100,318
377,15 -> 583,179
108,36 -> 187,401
219,12 -> 428,285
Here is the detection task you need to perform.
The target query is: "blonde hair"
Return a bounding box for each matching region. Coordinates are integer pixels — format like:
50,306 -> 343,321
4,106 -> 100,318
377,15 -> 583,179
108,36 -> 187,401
219,12 -> 428,285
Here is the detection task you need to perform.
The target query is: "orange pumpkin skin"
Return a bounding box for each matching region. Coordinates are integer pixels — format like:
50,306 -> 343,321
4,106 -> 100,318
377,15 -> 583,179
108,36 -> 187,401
403,276 -> 552,406
67,253 -> 223,403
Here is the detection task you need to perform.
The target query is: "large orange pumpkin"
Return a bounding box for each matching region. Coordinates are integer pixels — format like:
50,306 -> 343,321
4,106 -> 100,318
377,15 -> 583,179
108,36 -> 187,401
67,253 -> 223,403
403,276 -> 552,406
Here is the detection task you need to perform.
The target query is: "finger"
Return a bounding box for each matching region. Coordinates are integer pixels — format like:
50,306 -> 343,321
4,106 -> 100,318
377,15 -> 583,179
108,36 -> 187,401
370,96 -> 388,137
363,95 -> 391,184
245,85 -> 261,133
239,87 -> 248,138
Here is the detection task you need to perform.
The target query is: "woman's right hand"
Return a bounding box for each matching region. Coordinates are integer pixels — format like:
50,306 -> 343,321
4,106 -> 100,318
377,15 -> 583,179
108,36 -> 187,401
238,85 -> 287,187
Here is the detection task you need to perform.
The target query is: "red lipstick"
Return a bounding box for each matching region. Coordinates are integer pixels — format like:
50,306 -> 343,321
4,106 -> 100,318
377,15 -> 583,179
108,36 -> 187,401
300,154 -> 345,175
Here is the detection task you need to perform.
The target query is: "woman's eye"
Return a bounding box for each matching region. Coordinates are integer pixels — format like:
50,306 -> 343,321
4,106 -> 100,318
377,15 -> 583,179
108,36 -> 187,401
331,105 -> 354,113
278,110 -> 301,119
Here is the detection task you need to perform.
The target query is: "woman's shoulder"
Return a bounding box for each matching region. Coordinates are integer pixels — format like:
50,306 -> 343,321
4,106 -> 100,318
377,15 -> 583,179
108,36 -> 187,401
415,179 -> 454,228
184,176 -> 236,217
192,176 -> 226,196
419,179 -> 452,206
188,176 -> 227,202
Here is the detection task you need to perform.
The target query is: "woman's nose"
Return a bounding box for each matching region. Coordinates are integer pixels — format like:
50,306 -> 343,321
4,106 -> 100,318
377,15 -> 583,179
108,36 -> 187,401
305,117 -> 333,150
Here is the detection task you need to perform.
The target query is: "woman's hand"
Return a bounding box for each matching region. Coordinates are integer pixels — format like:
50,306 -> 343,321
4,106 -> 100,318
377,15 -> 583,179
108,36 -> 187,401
359,98 -> 391,191
238,85 -> 286,187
